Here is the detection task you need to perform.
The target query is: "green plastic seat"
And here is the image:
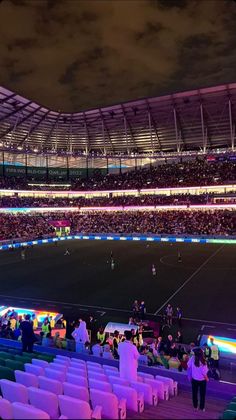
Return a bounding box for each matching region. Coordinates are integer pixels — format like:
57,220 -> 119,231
14,355 -> 32,364
0,366 -> 15,381
232,398 -> 236,404
37,354 -> 54,362
0,358 -> 6,367
5,359 -> 25,372
8,348 -> 22,356
22,352 -> 36,359
222,410 -> 236,420
0,352 -> 14,360
228,404 -> 236,412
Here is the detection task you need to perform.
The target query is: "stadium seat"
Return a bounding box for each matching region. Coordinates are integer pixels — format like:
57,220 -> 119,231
0,379 -> 28,404
87,362 -> 102,369
15,370 -> 39,388
53,358 -> 70,367
88,371 -> 108,382
14,355 -> 32,364
90,388 -> 126,420
144,378 -> 169,401
87,365 -> 104,373
32,359 -> 49,368
113,384 -> 144,413
105,369 -> 120,377
68,367 -> 87,377
45,367 -> 66,382
89,378 -> 113,393
28,386 -> 59,419
228,403 -> 236,412
130,381 -> 158,406
38,375 -> 63,395
58,395 -> 102,420
222,410 -> 236,419
49,363 -> 68,374
5,360 -> 24,372
0,358 -> 6,367
0,397 -> 13,420
24,363 -> 45,377
70,362 -> 87,372
63,382 -> 90,402
108,375 -> 130,387
0,366 -> 15,381
0,352 -> 14,360
12,402 -> 50,419
71,358 -> 86,366
155,375 -> 177,396
66,373 -> 88,388
56,355 -> 71,362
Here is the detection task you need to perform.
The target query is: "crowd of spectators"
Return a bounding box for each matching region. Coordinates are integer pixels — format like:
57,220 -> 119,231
0,193 -> 221,208
0,209 -> 235,242
0,158 -> 235,191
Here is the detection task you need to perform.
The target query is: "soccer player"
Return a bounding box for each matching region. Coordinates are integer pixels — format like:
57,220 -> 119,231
178,251 -> 182,263
21,248 -> 26,261
152,263 -> 156,276
111,258 -> 115,270
64,248 -> 70,256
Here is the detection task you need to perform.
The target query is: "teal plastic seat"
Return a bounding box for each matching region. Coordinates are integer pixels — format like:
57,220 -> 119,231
0,366 -> 15,381
14,355 -> 32,364
222,410 -> 236,419
228,404 -> 236,412
0,352 -> 14,360
0,358 -> 6,367
5,359 -> 25,371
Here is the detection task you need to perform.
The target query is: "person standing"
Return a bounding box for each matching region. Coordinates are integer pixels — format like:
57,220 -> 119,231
72,319 -> 90,353
176,307 -> 183,327
152,264 -> 156,276
140,301 -> 146,320
166,304 -> 173,327
20,314 -> 35,353
118,330 -> 140,382
132,300 -> 140,320
209,337 -> 220,369
187,348 -> 209,411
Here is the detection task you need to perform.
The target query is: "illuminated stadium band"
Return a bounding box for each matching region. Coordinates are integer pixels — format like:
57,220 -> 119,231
0,83 -> 236,159
0,183 -> 235,198
0,234 -> 235,251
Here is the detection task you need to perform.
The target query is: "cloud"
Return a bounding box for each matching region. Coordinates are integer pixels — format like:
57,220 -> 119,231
0,0 -> 235,111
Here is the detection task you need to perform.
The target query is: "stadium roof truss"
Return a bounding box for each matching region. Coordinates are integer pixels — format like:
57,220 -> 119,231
0,83 -> 236,156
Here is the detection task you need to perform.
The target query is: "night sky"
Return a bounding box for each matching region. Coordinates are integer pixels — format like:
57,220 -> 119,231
1,0 -> 236,112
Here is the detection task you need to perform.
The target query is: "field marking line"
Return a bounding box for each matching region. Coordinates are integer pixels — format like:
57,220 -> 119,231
154,245 -> 225,315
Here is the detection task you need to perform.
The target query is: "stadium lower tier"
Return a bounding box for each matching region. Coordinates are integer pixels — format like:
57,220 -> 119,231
0,209 -> 235,242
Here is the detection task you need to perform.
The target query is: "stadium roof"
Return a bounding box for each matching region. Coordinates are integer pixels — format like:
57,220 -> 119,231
0,83 -> 236,156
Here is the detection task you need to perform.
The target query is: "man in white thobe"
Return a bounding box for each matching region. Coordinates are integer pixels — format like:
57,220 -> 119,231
72,319 -> 90,353
118,330 -> 140,382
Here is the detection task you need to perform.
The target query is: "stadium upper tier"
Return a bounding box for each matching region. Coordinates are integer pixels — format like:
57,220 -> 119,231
0,83 -> 236,155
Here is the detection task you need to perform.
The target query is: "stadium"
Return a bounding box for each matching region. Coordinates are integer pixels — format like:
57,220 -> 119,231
0,1 -> 236,419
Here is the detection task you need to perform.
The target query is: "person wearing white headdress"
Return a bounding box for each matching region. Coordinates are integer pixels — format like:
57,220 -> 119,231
72,319 -> 90,353
118,330 -> 139,382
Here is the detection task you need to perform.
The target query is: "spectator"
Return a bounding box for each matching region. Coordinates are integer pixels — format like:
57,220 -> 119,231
112,330 -> 120,359
209,337 -> 220,368
176,307 -> 183,327
176,331 -> 183,344
72,319 -> 90,353
140,301 -> 146,320
132,300 -> 140,320
20,314 -> 35,353
187,348 -> 209,411
166,304 -> 173,327
118,330 -> 140,382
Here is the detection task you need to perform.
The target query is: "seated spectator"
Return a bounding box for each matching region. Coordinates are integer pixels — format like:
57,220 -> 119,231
92,339 -> 103,357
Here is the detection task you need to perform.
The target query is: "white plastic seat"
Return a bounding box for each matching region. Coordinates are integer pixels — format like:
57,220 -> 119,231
155,375 -> 178,396
90,388 -> 126,420
45,368 -> 66,382
38,376 -> 63,395
71,358 -> 86,366
87,362 -> 102,370
56,355 -> 71,362
58,395 -> 102,420
113,384 -> 144,413
12,402 -> 50,419
87,365 -> 104,373
88,372 -> 108,382
108,376 -> 130,387
138,372 -> 154,380
0,380 -> 28,404
54,359 -> 70,367
66,373 -> 88,388
28,386 -> 59,419
32,359 -> 49,368
67,367 -> 87,377
70,362 -> 87,372
144,378 -> 168,401
131,381 -> 158,406
89,379 -> 112,393
103,366 -> 118,372
15,370 -> 39,388
49,363 -> 68,374
105,370 -> 119,377
63,382 -> 89,402
25,363 -> 45,377
0,398 -> 13,420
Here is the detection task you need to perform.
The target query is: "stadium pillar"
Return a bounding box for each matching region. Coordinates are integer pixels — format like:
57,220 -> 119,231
25,153 -> 28,179
2,150 -> 5,178
46,155 -> 49,181
86,156 -> 89,179
66,155 -> 69,180
229,99 -> 235,151
119,158 -> 122,174
106,156 -> 109,175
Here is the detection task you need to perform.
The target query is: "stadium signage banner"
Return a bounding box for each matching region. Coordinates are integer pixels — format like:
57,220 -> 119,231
0,233 -> 235,251
0,165 -> 107,179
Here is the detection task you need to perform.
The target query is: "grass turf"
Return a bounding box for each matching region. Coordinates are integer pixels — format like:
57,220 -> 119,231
0,239 -> 235,324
